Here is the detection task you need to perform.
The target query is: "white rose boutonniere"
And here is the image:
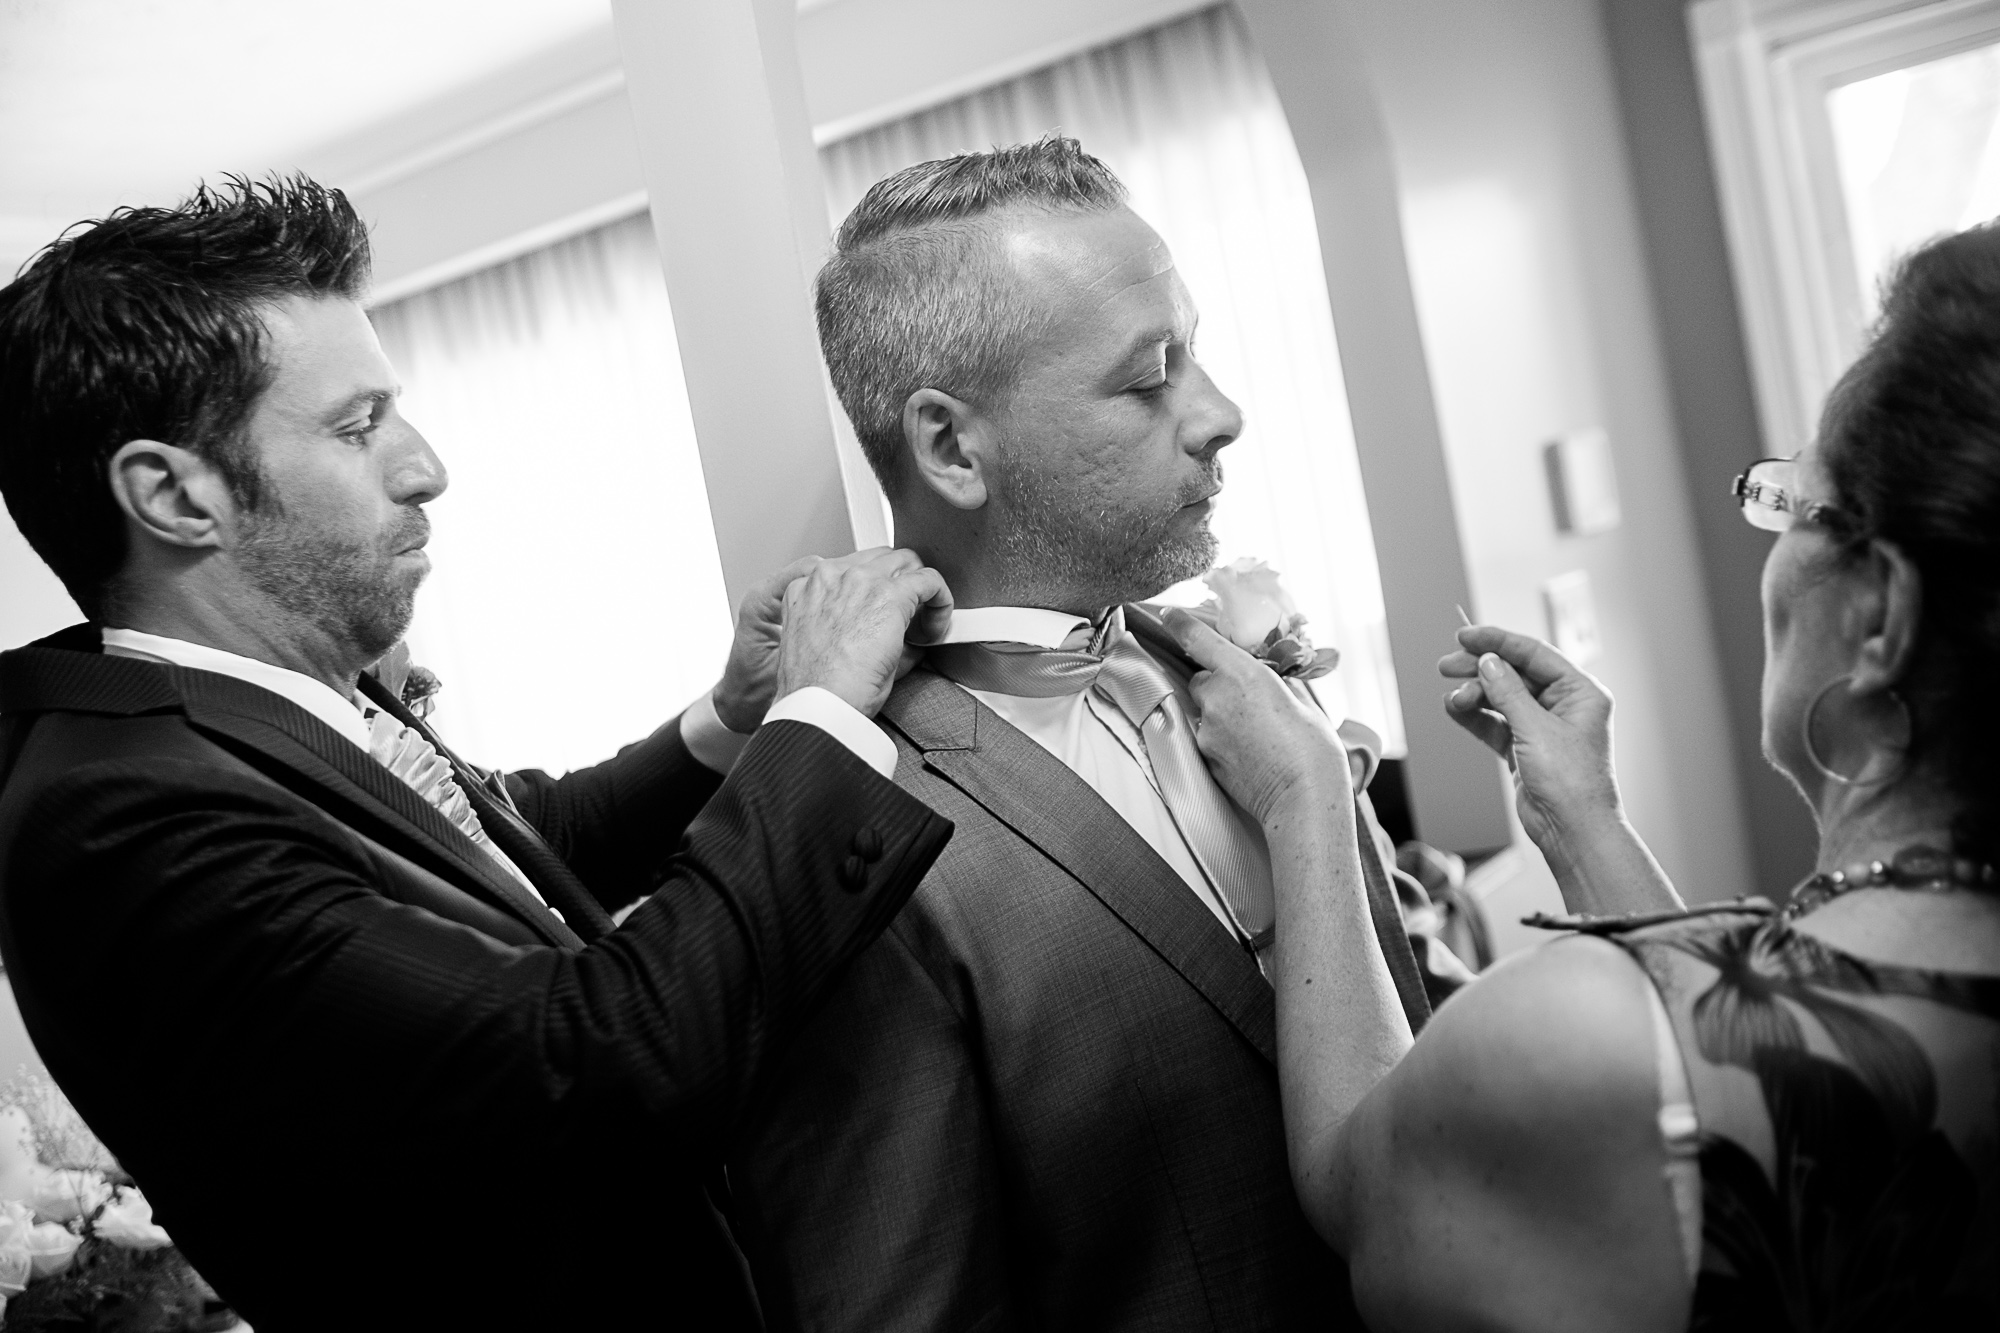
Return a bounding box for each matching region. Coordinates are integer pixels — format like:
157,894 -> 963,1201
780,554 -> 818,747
1200,559 -> 1340,680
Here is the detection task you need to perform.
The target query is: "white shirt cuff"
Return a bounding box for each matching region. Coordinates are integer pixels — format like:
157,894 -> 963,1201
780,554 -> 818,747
680,689 -> 753,774
763,686 -> 899,780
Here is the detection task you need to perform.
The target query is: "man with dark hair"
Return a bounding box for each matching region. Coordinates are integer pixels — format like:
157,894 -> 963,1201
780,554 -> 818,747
0,176 -> 957,1330
729,137 -> 1427,1330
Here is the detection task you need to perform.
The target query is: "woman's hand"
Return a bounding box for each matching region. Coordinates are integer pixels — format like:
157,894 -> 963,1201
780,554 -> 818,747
1164,608 -> 1351,828
1440,625 -> 1620,844
1442,625 -> 1679,914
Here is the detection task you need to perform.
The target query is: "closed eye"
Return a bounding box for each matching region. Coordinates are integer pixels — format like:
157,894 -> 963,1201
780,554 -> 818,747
338,397 -> 393,444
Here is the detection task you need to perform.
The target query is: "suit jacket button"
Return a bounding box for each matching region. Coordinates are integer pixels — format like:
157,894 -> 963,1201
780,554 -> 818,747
851,827 -> 883,862
839,854 -> 869,893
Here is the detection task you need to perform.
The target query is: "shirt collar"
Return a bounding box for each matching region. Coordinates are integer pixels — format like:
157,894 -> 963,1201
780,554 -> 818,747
934,606 -> 1096,650
99,627 -> 372,752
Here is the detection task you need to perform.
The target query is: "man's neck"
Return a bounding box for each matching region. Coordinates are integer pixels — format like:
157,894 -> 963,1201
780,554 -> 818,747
910,553 -> 1129,619
103,594 -> 361,697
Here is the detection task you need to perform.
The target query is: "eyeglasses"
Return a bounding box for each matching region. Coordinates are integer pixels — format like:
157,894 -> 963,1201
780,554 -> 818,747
1732,457 -> 1854,534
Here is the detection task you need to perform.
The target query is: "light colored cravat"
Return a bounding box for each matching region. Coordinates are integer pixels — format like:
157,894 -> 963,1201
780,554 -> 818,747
927,609 -> 1275,952
360,708 -> 547,908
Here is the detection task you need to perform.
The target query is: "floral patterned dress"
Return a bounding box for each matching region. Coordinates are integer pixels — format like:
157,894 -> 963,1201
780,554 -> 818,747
1585,902 -> 2000,1330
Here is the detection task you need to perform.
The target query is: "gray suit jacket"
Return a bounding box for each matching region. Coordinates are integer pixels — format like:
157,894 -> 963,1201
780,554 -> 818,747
729,607 -> 1427,1331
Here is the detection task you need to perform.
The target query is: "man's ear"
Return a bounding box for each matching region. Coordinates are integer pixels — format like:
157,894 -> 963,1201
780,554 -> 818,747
902,388 -> 994,511
1851,538 -> 1922,696
107,439 -> 233,552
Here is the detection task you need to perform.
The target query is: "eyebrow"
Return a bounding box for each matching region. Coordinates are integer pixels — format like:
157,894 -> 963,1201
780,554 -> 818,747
1113,313 -> 1202,368
1115,325 -> 1181,365
318,388 -> 397,429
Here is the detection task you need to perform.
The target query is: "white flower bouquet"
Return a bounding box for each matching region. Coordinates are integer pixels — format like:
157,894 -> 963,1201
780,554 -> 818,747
0,1071 -> 235,1331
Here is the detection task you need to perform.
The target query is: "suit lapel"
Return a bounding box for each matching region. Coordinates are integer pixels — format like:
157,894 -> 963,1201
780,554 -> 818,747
1124,604 -> 1430,1032
883,670 -> 1277,1065
173,669 -> 582,948
355,674 -> 615,942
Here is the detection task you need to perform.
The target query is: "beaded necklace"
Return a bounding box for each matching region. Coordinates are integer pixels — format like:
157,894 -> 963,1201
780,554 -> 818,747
1783,843 -> 1997,919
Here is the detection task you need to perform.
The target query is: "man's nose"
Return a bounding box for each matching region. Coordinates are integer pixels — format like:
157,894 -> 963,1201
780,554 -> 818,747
1184,362 -> 1243,456
387,422 -> 449,505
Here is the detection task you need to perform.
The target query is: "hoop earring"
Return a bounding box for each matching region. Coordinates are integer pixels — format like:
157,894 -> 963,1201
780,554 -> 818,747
1802,673 -> 1911,788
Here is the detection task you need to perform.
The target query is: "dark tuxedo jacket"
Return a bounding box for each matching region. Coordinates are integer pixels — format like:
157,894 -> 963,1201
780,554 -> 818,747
0,625 -> 952,1332
729,607 -> 1427,1331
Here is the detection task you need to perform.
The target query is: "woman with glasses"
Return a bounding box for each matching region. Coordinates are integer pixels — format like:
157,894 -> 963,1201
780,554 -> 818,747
1163,220 -> 1999,1329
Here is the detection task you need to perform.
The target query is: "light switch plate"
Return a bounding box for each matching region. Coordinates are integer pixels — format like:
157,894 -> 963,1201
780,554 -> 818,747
1543,568 -> 1602,665
1543,428 -> 1622,536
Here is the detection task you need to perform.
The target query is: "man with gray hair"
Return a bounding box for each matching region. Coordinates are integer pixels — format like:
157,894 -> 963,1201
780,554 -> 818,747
728,137 -> 1428,1330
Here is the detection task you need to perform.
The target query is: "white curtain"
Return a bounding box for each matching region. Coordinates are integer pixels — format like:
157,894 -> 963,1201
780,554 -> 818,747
370,213 -> 734,776
820,4 -> 1405,751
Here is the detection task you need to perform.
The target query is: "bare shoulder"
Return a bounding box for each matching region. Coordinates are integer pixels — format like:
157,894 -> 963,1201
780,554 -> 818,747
1335,935 -> 1690,1333
1421,933 -> 1661,1101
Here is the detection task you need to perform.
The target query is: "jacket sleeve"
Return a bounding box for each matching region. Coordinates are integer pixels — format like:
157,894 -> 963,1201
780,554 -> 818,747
1356,789 -> 1433,1033
3,721 -> 949,1175
729,920 -> 1022,1333
502,710 -> 723,912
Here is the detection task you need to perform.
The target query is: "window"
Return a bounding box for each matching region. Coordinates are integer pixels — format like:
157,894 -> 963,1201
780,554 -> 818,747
369,213 -> 734,775
1694,0 -> 2000,454
1828,37 -> 2000,318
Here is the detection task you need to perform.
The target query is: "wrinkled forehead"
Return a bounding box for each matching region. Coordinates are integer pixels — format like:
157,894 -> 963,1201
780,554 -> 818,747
990,204 -> 1190,337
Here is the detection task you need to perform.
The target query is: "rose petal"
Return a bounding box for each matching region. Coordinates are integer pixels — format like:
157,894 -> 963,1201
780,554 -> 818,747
1299,647 -> 1341,680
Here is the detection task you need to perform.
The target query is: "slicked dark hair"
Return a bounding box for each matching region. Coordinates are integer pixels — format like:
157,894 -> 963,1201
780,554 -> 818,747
816,135 -> 1127,491
1818,221 -> 2000,860
0,174 -> 371,618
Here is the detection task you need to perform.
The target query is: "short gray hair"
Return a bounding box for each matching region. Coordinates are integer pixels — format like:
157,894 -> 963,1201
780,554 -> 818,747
816,135 -> 1128,491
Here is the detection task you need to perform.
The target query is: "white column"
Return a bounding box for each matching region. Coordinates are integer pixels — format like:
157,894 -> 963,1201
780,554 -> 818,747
609,0 -> 883,608
1239,0 -> 1512,854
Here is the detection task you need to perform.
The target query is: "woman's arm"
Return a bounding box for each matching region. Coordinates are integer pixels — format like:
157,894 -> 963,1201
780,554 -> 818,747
1163,611 -> 1413,1240
1441,626 -> 1683,916
1265,769 -> 1414,1241
1331,938 -> 1692,1332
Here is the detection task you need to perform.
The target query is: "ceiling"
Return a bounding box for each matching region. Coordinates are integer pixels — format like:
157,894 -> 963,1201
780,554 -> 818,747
0,0 -> 615,266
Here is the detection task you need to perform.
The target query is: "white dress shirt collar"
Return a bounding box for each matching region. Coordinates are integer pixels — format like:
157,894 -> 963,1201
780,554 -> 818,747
99,627 -> 373,752
936,605 -> 1095,649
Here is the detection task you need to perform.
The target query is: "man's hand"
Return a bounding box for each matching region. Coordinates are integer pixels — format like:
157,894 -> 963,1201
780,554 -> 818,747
713,557 -> 823,733
775,548 -> 953,720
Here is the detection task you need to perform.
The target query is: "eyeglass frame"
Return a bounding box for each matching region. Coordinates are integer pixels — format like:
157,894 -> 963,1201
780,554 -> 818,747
1731,456 -> 1859,537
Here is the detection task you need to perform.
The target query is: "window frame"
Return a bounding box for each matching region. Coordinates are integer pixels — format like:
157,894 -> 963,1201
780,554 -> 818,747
1690,0 -> 2000,455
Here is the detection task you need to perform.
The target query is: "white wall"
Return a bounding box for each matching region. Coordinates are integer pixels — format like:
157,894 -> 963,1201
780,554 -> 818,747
1343,0 -> 1753,921
0,522 -> 78,648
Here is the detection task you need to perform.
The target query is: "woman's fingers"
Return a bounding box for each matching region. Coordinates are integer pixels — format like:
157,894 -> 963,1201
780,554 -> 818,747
1453,625 -> 1577,691
1163,606 -> 1251,673
1445,683 -> 1514,759
1470,650 -> 1542,718
1438,648 -> 1481,680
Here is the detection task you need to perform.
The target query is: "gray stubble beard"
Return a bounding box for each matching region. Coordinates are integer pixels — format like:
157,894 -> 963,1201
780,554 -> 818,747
988,457 -> 1220,611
